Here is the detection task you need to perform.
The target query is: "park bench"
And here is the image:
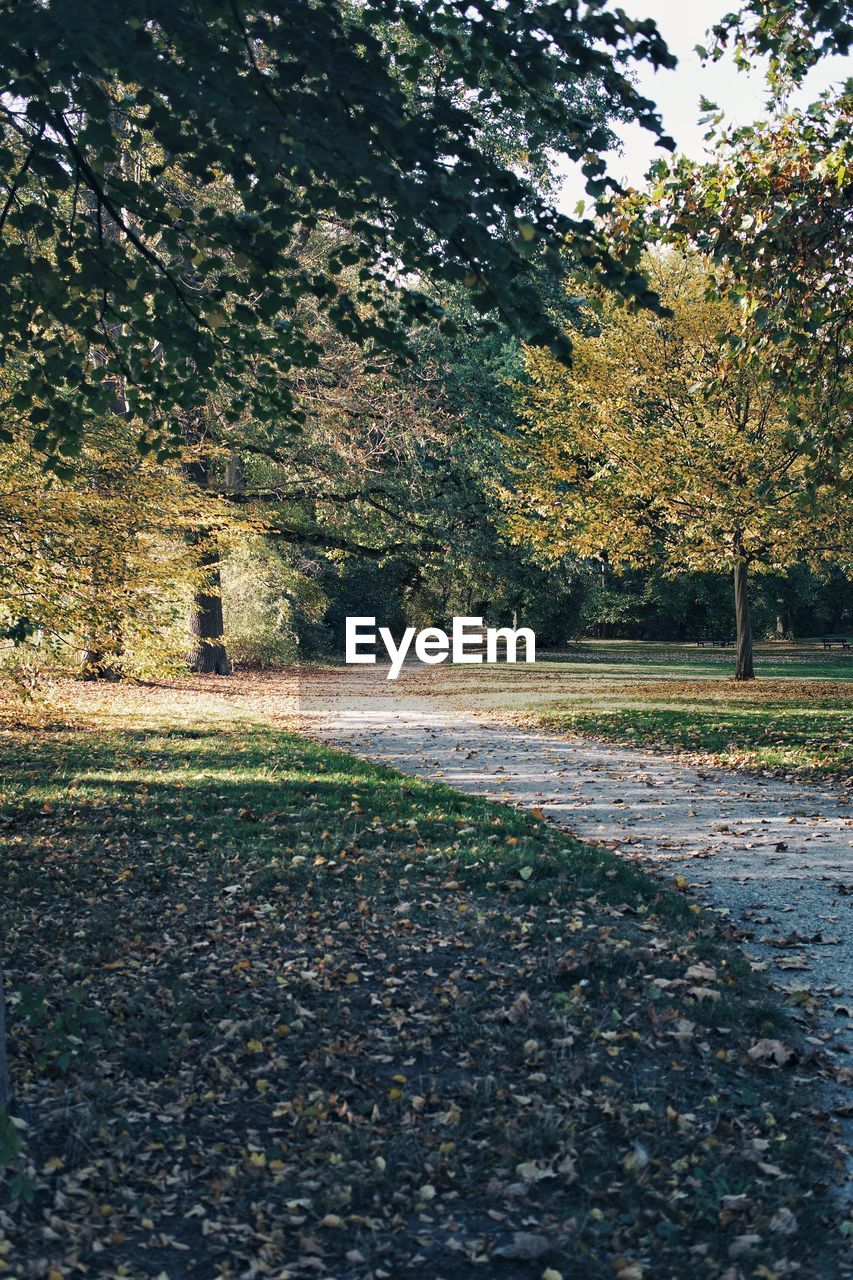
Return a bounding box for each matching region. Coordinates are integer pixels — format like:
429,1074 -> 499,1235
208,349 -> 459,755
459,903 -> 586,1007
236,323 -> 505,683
821,637 -> 851,650
713,637 -> 735,648
696,637 -> 735,648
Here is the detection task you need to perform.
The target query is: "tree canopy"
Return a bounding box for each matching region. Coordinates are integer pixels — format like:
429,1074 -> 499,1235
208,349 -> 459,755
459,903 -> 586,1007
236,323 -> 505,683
0,0 -> 678,469
503,253 -> 849,676
709,0 -> 852,77
644,91 -> 852,461
0,0 -> 849,674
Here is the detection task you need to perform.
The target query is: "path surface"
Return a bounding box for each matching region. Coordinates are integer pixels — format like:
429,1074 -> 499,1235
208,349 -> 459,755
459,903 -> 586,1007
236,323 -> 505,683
299,670 -> 852,1064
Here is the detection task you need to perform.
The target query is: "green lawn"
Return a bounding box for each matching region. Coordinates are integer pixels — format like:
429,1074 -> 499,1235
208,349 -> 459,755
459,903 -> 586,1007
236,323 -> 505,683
0,684 -> 846,1278
429,643 -> 853,776
532,693 -> 852,775
542,639 -> 853,681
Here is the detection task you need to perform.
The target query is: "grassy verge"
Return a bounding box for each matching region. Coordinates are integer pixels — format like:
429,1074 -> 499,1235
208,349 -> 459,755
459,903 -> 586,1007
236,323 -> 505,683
428,655 -> 851,778
0,687 -> 846,1279
526,680 -> 852,776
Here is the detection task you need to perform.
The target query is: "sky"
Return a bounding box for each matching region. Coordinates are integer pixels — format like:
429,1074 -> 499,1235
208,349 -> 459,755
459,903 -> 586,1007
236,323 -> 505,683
556,0 -> 853,211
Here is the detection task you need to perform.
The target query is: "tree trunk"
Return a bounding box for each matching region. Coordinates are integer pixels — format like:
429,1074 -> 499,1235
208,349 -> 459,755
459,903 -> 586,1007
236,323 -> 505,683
185,449 -> 232,676
734,560 -> 755,681
0,960 -> 11,1110
81,626 -> 124,681
189,547 -> 232,674
80,157 -> 129,681
775,597 -> 787,640
225,452 -> 244,493
79,407 -> 127,681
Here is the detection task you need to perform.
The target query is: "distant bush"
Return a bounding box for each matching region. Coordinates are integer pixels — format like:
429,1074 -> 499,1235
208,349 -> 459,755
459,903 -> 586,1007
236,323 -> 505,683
222,539 -> 327,669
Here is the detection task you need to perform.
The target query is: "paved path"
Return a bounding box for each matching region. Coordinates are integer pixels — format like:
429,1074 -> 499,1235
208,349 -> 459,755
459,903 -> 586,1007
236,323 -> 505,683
302,678 -> 852,1063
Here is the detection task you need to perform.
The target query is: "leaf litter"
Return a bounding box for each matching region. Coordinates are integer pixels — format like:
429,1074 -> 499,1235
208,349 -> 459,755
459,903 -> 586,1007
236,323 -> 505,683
0,683 -> 849,1279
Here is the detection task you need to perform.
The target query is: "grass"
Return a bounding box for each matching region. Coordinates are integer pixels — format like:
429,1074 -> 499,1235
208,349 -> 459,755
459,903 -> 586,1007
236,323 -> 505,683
531,685 -> 852,775
426,643 -> 853,777
542,639 -> 853,681
0,681 -> 847,1279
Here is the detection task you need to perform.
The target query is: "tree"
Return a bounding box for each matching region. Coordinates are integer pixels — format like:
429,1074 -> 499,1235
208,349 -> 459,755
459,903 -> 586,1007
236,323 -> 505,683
645,92 -> 852,463
2,1 -> 669,665
709,1 -> 852,78
0,409 -> 222,678
0,0 -> 674,470
503,255 -> 849,679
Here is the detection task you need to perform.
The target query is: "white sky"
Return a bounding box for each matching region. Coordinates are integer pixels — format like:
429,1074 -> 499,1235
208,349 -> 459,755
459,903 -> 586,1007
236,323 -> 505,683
557,0 -> 853,211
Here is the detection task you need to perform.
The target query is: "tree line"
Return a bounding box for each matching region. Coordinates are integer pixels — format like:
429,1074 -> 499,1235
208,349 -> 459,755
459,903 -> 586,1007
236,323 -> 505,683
0,0 -> 850,692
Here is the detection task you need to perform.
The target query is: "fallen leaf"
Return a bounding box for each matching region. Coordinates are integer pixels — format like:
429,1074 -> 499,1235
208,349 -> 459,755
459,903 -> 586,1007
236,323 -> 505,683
768,1207 -> 797,1235
746,1039 -> 797,1067
729,1233 -> 761,1258
493,1232 -> 551,1260
505,991 -> 532,1023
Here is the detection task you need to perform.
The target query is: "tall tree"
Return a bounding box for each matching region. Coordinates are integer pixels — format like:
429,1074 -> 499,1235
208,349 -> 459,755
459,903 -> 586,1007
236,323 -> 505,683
503,255 -> 849,679
182,421 -> 234,676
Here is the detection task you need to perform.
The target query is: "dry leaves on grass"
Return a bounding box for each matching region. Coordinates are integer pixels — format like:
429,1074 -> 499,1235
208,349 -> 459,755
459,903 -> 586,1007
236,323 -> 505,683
0,704 -> 843,1280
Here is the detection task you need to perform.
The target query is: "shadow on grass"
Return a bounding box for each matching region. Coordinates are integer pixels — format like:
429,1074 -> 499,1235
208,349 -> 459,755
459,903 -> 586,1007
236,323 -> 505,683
0,713 -> 842,1280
